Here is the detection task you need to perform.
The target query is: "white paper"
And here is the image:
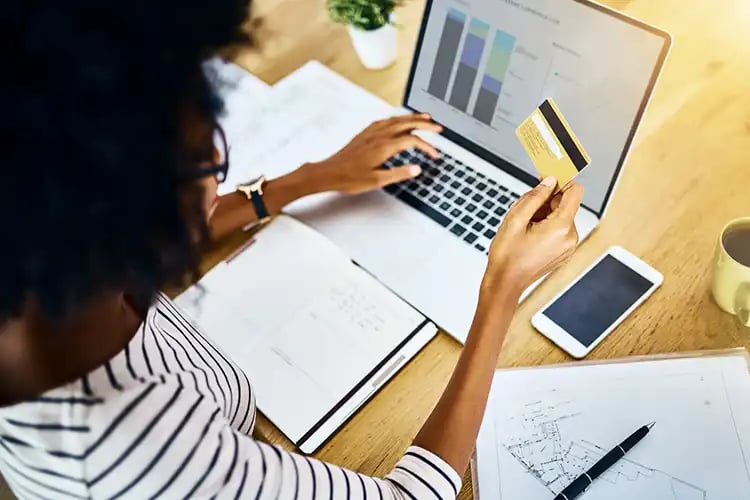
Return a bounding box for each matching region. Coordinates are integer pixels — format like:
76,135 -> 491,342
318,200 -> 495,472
202,57 -> 271,151
217,60 -> 394,195
176,216 -> 427,442
476,353 -> 750,500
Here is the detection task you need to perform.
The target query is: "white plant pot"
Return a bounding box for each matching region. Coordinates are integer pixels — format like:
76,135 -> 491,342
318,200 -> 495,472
347,23 -> 397,70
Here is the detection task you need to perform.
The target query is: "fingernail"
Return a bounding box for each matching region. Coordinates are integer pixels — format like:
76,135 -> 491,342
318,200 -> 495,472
409,165 -> 422,176
541,176 -> 557,187
422,113 -> 431,118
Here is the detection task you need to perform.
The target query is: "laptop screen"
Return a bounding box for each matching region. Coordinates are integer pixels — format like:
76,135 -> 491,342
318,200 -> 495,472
405,0 -> 670,215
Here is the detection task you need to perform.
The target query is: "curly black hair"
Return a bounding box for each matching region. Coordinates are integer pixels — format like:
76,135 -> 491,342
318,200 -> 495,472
2,0 -> 250,322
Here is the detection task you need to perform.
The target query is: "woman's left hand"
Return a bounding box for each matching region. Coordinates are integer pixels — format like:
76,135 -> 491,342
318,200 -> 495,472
297,113 -> 443,195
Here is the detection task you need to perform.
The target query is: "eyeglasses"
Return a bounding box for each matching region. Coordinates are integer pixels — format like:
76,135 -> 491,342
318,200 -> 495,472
186,124 -> 230,184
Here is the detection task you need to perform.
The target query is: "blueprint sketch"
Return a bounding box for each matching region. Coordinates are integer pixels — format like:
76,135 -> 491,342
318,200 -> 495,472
501,401 -> 705,499
474,354 -> 750,500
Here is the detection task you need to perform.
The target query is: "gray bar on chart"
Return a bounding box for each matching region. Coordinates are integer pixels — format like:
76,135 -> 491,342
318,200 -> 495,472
473,86 -> 500,125
449,63 -> 478,111
427,10 -> 466,99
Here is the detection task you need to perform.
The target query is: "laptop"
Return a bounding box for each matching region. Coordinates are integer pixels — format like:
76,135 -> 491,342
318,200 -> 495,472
290,0 -> 671,343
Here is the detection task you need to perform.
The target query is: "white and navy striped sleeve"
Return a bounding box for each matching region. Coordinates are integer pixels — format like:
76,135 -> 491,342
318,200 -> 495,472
83,381 -> 461,499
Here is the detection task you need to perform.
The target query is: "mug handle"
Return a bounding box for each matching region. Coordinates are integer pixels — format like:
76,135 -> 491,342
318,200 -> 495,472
736,282 -> 750,327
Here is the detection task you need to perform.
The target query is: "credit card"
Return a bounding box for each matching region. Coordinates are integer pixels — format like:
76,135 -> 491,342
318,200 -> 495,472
515,98 -> 590,191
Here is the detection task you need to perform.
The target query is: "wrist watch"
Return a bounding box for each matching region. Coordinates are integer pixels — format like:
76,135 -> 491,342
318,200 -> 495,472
236,175 -> 271,222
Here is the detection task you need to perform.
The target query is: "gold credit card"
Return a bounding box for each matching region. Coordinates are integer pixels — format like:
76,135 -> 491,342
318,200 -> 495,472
515,98 -> 590,191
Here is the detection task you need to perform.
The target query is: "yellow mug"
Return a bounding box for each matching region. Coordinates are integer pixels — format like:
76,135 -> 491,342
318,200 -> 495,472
712,217 -> 750,327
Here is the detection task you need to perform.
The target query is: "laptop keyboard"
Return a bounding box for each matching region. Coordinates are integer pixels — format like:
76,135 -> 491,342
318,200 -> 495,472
382,149 -> 520,255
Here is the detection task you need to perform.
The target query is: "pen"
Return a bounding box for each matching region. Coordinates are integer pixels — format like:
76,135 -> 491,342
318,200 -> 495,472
553,421 -> 655,500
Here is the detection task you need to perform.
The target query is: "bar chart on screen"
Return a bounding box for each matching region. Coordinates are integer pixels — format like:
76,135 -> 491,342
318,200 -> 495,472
424,6 -> 521,129
473,30 -> 516,125
449,17 -> 490,111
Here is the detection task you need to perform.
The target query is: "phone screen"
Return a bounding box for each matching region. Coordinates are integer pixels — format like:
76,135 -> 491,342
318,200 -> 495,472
543,255 -> 655,347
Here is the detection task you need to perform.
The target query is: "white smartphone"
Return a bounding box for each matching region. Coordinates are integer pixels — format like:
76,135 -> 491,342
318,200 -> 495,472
531,246 -> 663,358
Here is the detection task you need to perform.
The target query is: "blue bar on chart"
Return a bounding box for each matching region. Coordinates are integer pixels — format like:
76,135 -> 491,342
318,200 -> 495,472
473,30 -> 516,125
448,18 -> 490,112
427,8 -> 466,99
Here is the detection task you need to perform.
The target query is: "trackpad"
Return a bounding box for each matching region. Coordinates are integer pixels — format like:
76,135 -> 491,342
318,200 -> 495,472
288,190 -> 449,285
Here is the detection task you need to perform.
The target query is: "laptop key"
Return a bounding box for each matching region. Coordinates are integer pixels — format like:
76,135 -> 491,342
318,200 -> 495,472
445,191 -> 455,198
461,215 -> 473,225
450,224 -> 467,236
499,195 -> 510,204
487,188 -> 499,198
394,191 -> 451,227
475,243 -> 486,252
450,180 -> 461,189
422,177 -> 434,186
428,195 -> 440,204
476,182 -> 488,191
461,187 -> 472,195
511,192 -> 520,199
483,200 -> 494,209
472,193 -> 483,202
477,210 -> 489,220
484,229 -> 496,239
418,188 -> 430,197
465,176 -> 476,184
455,170 -> 465,178
384,184 -> 400,194
494,206 -> 507,216
440,174 -> 450,182
464,233 -> 478,244
455,197 -> 466,206
445,164 -> 454,171
407,183 -> 419,191
488,216 -> 501,227
466,203 -> 477,213
472,222 -> 485,232
451,208 -> 462,217
440,201 -> 451,210
434,184 -> 444,192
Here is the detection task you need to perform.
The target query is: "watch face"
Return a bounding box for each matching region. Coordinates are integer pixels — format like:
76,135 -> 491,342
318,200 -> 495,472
237,176 -> 265,195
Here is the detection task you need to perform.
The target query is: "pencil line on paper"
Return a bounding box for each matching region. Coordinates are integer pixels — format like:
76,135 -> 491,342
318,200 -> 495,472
721,371 -> 750,488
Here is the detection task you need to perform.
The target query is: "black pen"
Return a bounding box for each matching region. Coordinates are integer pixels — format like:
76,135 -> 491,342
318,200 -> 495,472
553,422 -> 655,500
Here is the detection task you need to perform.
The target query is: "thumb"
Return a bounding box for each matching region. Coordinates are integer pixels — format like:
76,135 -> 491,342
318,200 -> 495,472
375,164 -> 422,186
510,176 -> 557,222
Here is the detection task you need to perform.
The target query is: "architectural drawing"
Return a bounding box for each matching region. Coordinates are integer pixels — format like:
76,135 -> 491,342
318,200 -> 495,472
500,401 -> 706,499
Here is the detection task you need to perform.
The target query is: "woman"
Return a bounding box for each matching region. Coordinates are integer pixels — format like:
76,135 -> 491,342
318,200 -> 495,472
1,1 -> 583,498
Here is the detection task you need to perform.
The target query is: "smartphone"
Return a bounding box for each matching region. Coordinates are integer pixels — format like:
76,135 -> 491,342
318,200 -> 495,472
531,246 -> 663,358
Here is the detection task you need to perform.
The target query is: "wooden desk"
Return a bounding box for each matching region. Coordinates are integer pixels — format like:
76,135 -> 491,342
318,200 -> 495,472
208,1 -> 750,497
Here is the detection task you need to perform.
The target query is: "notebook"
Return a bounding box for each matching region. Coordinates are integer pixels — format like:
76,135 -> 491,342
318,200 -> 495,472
473,349 -> 750,499
176,216 -> 437,453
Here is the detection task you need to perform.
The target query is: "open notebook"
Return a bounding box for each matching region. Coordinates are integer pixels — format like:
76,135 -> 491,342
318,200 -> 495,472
176,216 -> 437,453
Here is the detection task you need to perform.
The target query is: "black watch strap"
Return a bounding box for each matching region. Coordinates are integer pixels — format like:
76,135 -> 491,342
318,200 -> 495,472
250,189 -> 269,220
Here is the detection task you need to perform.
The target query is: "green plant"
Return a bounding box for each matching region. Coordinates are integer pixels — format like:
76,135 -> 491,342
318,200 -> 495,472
328,0 -> 403,31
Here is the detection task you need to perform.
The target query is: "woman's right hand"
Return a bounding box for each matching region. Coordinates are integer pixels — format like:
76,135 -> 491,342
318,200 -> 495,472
482,177 -> 584,297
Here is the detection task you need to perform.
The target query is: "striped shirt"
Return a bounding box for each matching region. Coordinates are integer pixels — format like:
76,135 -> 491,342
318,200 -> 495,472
0,294 -> 461,499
